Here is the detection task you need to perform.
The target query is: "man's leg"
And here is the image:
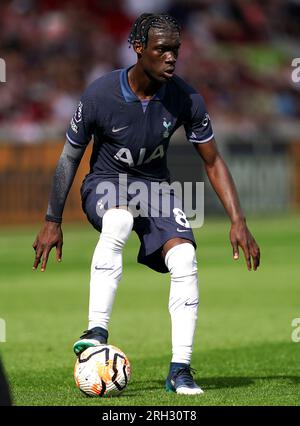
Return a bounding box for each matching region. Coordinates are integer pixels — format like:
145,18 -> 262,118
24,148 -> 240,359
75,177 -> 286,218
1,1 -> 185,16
163,238 -> 203,395
73,208 -> 133,355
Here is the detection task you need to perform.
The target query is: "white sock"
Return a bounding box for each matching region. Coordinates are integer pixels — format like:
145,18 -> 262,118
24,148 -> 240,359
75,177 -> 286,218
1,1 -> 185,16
88,208 -> 133,331
165,243 -> 199,365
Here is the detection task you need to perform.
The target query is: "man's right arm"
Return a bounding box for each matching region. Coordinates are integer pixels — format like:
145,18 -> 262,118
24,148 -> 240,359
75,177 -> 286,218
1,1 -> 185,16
32,140 -> 86,272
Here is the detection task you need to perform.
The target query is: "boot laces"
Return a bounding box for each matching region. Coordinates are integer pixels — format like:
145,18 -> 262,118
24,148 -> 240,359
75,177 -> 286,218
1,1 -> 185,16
173,366 -> 197,385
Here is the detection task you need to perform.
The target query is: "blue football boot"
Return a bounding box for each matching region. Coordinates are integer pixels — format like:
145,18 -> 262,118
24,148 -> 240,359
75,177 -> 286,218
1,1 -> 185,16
165,363 -> 204,395
73,326 -> 108,356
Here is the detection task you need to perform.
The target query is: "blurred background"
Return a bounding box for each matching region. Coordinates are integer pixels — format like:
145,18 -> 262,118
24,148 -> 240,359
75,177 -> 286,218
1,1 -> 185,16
1,1 -> 300,406
0,0 -> 300,222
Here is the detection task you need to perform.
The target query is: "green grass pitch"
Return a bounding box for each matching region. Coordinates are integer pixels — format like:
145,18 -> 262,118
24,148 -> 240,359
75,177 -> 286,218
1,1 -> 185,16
0,214 -> 299,406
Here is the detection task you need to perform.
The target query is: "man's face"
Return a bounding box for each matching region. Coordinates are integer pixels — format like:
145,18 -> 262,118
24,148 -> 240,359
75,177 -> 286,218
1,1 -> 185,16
136,28 -> 181,83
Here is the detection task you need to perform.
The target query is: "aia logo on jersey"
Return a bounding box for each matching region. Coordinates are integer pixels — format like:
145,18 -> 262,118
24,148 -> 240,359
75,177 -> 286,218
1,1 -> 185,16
114,145 -> 165,167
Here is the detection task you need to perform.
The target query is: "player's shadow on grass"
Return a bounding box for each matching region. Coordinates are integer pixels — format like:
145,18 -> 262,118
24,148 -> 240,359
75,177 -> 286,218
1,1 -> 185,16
197,375 -> 300,390
132,375 -> 300,393
131,378 -> 252,392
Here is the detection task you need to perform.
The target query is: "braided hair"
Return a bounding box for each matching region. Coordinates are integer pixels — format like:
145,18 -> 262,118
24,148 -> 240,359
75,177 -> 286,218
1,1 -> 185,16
128,13 -> 181,47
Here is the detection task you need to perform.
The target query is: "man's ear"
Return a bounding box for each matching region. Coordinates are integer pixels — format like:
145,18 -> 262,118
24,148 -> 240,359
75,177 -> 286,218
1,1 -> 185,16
133,41 -> 143,55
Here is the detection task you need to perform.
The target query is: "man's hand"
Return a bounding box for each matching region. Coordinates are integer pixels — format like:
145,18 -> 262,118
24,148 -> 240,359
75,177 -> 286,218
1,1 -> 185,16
230,218 -> 260,271
194,140 -> 260,271
32,221 -> 63,272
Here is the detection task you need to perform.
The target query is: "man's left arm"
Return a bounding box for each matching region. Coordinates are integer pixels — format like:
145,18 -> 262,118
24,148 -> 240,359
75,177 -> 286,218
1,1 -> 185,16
193,138 -> 260,271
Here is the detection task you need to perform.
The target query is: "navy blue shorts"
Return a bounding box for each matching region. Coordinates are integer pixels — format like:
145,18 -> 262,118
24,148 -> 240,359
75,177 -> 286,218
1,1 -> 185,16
81,175 -> 196,273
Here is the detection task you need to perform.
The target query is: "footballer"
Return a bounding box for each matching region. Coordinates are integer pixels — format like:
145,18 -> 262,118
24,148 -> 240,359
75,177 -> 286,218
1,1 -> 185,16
32,13 -> 260,395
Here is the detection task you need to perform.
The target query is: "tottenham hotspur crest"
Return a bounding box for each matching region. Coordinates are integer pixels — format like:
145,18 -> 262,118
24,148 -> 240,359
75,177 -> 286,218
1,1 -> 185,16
163,118 -> 172,138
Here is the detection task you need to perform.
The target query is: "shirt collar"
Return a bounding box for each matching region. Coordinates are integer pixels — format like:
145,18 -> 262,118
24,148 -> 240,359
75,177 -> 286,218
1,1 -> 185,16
120,68 -> 167,103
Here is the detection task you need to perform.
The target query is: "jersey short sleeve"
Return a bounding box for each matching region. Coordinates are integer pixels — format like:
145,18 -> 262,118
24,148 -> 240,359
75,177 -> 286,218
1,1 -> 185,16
184,93 -> 214,144
66,89 -> 96,147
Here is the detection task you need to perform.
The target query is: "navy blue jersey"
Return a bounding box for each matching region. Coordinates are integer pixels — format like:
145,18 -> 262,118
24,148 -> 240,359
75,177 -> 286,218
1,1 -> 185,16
66,68 -> 214,191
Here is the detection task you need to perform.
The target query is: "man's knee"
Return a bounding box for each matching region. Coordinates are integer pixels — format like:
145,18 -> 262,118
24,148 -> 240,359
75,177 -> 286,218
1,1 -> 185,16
165,243 -> 198,278
101,208 -> 134,250
165,243 -> 199,311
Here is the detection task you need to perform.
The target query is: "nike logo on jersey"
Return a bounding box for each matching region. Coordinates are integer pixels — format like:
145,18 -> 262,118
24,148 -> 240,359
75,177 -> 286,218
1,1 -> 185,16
177,228 -> 190,233
112,125 -> 129,133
